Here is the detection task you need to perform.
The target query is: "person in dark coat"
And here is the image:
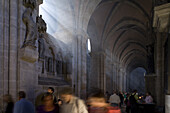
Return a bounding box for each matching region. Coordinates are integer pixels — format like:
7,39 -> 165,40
3,94 -> 14,113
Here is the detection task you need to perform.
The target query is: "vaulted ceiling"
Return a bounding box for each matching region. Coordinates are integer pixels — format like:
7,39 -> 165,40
87,0 -> 154,73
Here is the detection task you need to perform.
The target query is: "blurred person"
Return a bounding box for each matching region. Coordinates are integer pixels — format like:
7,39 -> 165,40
144,92 -> 153,104
124,93 -> 130,113
105,91 -> 110,103
88,89 -> 121,113
57,99 -> 62,106
47,87 -> 57,104
88,90 -> 109,113
35,92 -> 45,107
3,94 -> 14,113
123,92 -> 127,104
37,92 -> 59,113
129,90 -> 138,113
13,91 -> 35,113
59,87 -> 88,113
109,91 -> 121,107
118,91 -> 124,107
35,87 -> 57,107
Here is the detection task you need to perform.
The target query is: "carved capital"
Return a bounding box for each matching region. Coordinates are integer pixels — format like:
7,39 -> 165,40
153,3 -> 170,32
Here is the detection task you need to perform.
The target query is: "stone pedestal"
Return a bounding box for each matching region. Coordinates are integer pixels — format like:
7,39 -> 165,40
20,46 -> 38,63
165,95 -> 170,113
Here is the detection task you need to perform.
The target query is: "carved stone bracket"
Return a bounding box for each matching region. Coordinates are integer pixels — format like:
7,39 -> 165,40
20,46 -> 39,63
153,3 -> 170,32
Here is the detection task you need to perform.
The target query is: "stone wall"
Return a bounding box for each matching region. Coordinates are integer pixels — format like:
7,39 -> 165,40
0,0 -> 72,111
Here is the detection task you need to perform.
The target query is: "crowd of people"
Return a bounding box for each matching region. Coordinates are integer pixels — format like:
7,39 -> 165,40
105,89 -> 154,113
2,88 -> 154,113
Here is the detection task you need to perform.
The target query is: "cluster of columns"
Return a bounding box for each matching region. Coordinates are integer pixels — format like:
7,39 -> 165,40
89,50 -> 127,94
0,0 -> 20,104
71,30 -> 88,99
153,3 -> 170,112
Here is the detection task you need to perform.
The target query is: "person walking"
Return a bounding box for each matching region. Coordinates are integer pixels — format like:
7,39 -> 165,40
129,90 -> 138,113
109,91 -> 121,107
47,87 -> 57,104
13,91 -> 35,113
37,92 -> 59,113
59,87 -> 88,113
145,92 -> 153,104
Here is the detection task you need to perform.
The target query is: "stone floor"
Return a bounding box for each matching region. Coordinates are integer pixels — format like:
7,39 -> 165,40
120,105 -> 126,113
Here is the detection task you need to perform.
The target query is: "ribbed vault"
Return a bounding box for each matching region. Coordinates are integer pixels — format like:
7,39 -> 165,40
87,0 -> 153,74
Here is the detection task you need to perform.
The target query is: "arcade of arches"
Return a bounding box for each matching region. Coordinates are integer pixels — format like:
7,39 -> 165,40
0,0 -> 170,111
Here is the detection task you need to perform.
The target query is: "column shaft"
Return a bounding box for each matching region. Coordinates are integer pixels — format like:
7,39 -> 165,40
9,0 -> 18,99
156,32 -> 163,105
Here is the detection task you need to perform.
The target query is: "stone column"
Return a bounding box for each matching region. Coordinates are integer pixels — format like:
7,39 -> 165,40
119,68 -> 123,91
156,32 -> 163,105
74,32 -> 88,99
167,35 -> 170,94
9,0 -> 18,100
145,74 -> 157,102
153,3 -> 170,106
123,71 -> 126,92
0,0 -> 3,102
112,63 -> 117,91
165,34 -> 170,113
90,51 -> 105,91
76,35 -> 81,97
81,36 -> 87,99
116,64 -> 119,90
0,0 -> 10,110
119,67 -> 126,92
77,34 -> 87,99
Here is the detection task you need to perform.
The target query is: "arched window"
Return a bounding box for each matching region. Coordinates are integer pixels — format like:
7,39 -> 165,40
87,38 -> 91,53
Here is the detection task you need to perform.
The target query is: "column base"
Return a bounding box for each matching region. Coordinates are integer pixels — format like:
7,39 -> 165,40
165,95 -> 170,113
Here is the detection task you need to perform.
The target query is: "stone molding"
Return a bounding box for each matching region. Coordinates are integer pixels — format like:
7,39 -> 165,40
38,76 -> 70,86
153,3 -> 170,32
145,73 -> 157,77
